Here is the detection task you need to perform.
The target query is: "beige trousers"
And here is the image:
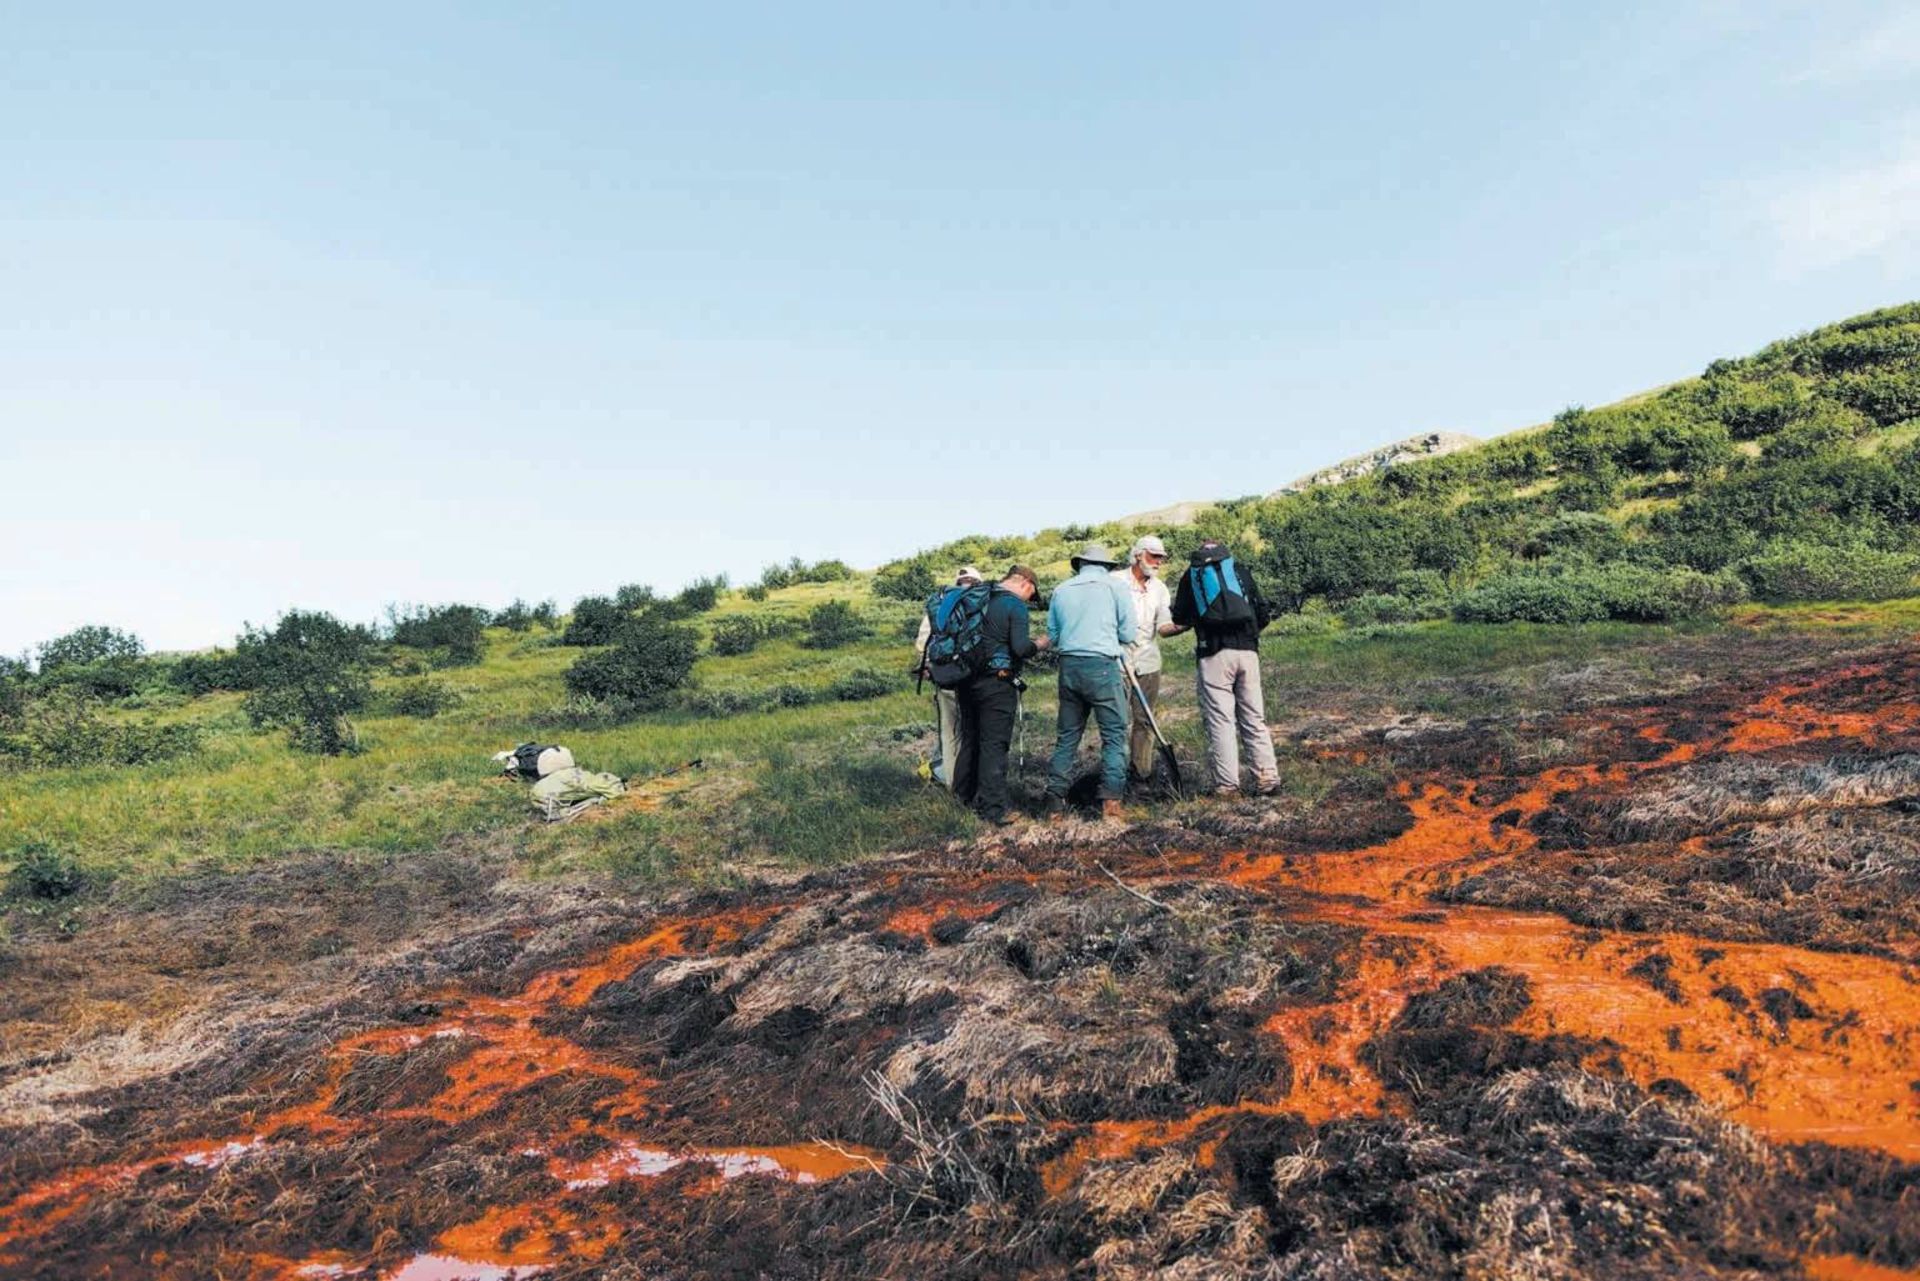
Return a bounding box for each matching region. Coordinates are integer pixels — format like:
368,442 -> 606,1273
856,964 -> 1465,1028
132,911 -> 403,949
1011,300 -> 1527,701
1196,649 -> 1278,791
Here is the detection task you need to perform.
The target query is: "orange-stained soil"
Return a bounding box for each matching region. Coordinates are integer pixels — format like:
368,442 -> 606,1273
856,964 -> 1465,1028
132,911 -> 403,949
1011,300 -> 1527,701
4,643 -> 1920,1278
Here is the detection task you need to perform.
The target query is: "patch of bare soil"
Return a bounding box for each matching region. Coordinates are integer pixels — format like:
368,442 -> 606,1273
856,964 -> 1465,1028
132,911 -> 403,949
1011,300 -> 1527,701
3,637 -> 1919,1278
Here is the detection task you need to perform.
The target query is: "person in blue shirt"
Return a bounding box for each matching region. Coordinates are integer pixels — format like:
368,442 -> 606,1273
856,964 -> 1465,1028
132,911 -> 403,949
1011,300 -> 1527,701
1044,542 -> 1135,818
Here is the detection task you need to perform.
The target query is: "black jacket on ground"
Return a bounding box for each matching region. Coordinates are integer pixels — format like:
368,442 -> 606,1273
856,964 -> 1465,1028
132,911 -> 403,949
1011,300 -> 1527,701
1171,556 -> 1273,658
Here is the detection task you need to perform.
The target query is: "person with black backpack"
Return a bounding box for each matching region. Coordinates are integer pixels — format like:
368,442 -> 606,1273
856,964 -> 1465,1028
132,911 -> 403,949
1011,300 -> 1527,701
1171,539 -> 1280,796
944,565 -> 1049,826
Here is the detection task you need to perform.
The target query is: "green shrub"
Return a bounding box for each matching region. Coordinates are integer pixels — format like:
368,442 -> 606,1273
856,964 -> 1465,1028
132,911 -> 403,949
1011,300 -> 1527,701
873,557 -> 939,602
1833,366 -> 1920,426
168,648 -> 259,696
743,584 -> 770,602
708,616 -> 764,657
1265,610 -> 1340,638
0,689 -> 203,769
561,596 -> 630,647
531,600 -> 558,629
801,601 -> 866,649
673,575 -> 728,615
388,603 -> 489,666
1453,575 -> 1610,625
1582,564 -> 1747,621
4,842 -> 84,901
829,667 -> 896,702
1454,565 -> 1743,625
36,625 -> 143,673
563,613 -> 699,711
494,599 -> 536,632
614,583 -> 657,611
771,683 -> 818,708
239,610 -> 376,756
1523,512 -> 1629,562
388,677 -> 460,718
1738,541 -> 1920,602
680,687 -> 766,718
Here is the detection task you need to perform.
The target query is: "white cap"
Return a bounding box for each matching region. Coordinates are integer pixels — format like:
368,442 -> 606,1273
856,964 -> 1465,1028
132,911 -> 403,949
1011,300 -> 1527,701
955,565 -> 983,584
1130,535 -> 1168,562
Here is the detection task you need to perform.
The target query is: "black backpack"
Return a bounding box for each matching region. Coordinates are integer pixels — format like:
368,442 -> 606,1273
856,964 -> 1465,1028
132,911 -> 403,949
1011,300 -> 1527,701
1187,551 -> 1257,627
922,583 -> 997,688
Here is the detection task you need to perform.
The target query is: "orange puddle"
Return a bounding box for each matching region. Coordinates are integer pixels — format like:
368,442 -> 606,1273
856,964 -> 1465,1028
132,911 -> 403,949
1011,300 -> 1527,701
0,900 -> 869,1278
1806,1256 -> 1920,1281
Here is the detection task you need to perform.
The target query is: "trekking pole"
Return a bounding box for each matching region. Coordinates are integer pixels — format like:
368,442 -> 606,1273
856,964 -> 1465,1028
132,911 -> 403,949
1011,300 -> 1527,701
621,758 -> 704,787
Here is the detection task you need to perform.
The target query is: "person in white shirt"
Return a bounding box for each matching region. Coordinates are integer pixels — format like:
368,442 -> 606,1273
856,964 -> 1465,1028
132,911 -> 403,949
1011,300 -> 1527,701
1111,535 -> 1186,790
914,566 -> 983,786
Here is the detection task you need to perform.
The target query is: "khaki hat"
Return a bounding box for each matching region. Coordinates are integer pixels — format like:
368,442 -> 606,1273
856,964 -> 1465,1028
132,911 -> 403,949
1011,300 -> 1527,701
955,565 -> 983,585
1129,535 -> 1168,562
1070,541 -> 1122,569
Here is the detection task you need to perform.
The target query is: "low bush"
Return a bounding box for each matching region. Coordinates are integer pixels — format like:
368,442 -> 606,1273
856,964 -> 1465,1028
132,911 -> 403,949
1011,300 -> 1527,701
829,667 -> 896,702
1738,541 -> 1920,602
673,575 -> 728,615
1453,575 -> 1610,625
771,683 -> 819,709
168,648 -> 260,696
708,616 -> 764,657
742,584 -> 769,602
1523,512 -> 1629,563
4,842 -> 84,901
36,625 -> 143,673
563,613 -> 699,712
1453,565 -> 1745,625
389,603 -> 489,666
388,677 -> 460,718
0,689 -> 204,769
873,557 -> 939,602
680,687 -> 765,718
561,596 -> 630,647
239,610 -> 377,756
801,601 -> 866,649
759,558 -> 855,591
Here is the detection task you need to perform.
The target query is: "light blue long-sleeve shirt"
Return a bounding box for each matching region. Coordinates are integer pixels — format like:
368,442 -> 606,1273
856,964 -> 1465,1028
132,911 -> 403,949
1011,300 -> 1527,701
1047,564 -> 1136,658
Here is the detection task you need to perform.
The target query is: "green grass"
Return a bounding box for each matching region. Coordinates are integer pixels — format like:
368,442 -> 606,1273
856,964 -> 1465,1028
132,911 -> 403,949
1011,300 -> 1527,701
7,570 -> 1918,896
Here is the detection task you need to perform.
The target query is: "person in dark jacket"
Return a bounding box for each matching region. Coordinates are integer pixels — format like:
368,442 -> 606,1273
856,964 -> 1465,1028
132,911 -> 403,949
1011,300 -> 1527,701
1170,540 -> 1280,796
951,565 -> 1051,825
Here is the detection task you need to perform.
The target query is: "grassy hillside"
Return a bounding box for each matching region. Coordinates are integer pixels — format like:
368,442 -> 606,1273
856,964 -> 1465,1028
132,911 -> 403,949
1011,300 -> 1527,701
4,303 -> 1920,898
877,301 -> 1920,622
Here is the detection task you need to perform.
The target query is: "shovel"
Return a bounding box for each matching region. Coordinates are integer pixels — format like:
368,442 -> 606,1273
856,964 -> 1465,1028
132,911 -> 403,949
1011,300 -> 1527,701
1120,663 -> 1183,797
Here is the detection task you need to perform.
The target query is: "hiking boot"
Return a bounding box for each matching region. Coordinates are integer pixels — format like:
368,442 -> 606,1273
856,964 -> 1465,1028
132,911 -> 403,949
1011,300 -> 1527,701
1043,795 -> 1069,822
1100,798 -> 1126,822
1251,775 -> 1281,797
1212,785 -> 1241,800
988,810 -> 1023,828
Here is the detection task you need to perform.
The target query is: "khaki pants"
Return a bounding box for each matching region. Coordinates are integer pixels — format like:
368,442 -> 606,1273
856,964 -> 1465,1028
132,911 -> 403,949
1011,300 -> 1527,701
1196,649 -> 1278,791
1127,670 -> 1162,779
935,688 -> 964,790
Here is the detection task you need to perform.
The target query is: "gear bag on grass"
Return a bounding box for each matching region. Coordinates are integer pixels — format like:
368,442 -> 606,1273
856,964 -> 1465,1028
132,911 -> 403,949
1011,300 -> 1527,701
1186,549 -> 1257,628
502,742 -> 575,780
921,582 -> 997,688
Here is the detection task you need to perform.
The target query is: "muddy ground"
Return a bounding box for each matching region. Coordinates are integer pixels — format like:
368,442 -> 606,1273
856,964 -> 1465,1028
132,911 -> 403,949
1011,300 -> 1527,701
2,632 -> 1918,1279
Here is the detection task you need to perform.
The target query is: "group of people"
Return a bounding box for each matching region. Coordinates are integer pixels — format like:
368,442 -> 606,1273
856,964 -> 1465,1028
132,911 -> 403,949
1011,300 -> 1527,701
914,537 -> 1281,827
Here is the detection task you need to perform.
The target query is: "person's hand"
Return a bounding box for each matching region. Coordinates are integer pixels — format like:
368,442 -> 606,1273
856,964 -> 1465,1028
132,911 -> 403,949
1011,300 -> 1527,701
1033,636 -> 1052,652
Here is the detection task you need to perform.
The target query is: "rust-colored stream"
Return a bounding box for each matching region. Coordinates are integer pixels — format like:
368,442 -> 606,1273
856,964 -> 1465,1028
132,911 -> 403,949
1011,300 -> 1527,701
3,660 -> 1918,1277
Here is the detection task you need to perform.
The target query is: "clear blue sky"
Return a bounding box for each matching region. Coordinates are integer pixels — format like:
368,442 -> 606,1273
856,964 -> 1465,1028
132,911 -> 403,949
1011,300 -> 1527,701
4,1 -> 1916,653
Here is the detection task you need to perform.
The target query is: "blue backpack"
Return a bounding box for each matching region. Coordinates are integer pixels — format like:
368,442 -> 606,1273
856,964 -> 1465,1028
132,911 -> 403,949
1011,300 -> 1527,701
922,584 -> 997,688
1187,553 -> 1257,627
